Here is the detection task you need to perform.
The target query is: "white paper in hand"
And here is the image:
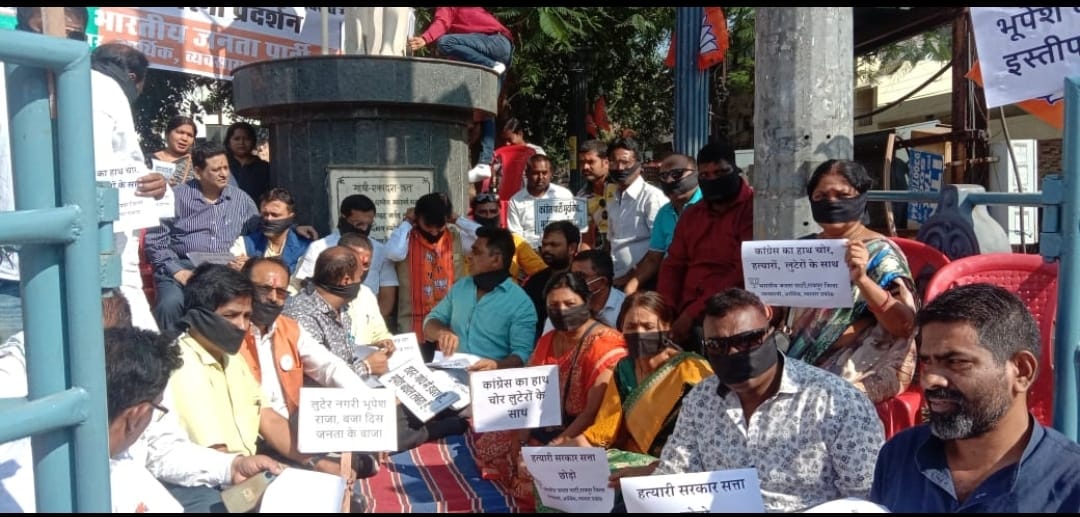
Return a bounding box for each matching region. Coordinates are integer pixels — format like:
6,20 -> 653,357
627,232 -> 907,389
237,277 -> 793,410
259,468 -> 345,513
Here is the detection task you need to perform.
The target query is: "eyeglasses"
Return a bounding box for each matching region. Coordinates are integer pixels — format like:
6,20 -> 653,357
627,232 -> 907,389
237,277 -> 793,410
474,192 -> 498,205
149,400 -> 169,422
255,285 -> 290,300
702,328 -> 770,354
659,168 -> 694,181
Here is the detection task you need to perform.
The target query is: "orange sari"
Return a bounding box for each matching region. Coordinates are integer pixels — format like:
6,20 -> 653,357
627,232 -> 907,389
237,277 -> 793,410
472,324 -> 627,509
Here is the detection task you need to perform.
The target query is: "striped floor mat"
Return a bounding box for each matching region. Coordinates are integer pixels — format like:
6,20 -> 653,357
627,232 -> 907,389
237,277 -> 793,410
356,433 -> 521,513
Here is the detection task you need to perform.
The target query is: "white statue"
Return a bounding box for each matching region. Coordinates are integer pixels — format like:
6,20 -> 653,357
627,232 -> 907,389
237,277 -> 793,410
343,7 -> 414,56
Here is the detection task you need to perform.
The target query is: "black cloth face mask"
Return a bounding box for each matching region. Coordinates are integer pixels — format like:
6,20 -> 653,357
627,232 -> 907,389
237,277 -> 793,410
707,331 -> 780,386
660,170 -> 700,197
316,281 -> 362,303
337,218 -> 371,237
415,224 -> 445,244
698,172 -> 743,203
625,331 -> 679,361
182,307 -> 248,355
810,193 -> 868,224
250,298 -> 285,328
260,216 -> 294,237
473,269 -> 510,291
474,216 -> 500,228
549,303 -> 591,332
608,162 -> 641,185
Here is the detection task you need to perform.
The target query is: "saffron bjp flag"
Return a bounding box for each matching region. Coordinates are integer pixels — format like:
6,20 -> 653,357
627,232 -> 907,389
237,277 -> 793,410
664,7 -> 729,70
967,60 -> 1064,131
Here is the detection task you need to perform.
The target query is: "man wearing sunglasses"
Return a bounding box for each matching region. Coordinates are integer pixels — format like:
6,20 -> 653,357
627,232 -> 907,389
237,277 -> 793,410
624,153 -> 702,296
622,288 -> 884,512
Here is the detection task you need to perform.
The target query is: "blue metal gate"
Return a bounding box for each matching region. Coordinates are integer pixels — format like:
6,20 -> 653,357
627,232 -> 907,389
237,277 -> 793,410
0,29 -> 117,512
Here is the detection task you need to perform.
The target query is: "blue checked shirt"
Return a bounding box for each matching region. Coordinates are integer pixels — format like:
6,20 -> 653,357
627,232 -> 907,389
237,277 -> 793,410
146,180 -> 259,276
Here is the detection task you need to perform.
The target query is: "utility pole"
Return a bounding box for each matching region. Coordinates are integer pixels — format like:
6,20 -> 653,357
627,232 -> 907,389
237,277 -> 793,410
753,7 -> 854,239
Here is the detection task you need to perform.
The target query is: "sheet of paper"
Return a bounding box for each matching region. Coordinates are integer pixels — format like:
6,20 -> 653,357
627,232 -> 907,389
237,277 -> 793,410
96,160 -> 160,232
521,446 -> 614,513
429,350 -> 483,369
386,332 -> 425,372
533,198 -> 589,233
186,251 -> 236,266
619,468 -> 765,514
428,368 -> 471,411
378,358 -> 459,422
469,365 -> 560,433
741,239 -> 852,309
259,467 -> 345,513
297,388 -> 397,453
801,498 -> 890,513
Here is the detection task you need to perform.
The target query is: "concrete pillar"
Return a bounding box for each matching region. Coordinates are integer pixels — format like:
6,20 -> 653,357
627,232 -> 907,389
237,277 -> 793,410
753,7 -> 854,239
674,7 -> 710,156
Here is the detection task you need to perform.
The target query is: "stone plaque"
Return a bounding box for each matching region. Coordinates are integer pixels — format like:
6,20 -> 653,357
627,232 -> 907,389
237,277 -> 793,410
327,167 -> 435,241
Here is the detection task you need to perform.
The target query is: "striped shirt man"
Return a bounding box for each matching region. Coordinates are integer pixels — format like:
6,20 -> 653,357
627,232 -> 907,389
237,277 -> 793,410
146,180 -> 259,276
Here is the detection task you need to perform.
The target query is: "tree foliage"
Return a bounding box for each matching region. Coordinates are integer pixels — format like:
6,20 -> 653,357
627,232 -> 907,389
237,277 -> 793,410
856,24 -> 952,80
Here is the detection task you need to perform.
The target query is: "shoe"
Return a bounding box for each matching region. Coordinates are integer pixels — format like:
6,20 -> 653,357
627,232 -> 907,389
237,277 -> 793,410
468,163 -> 492,182
351,453 -> 380,479
491,62 -> 506,75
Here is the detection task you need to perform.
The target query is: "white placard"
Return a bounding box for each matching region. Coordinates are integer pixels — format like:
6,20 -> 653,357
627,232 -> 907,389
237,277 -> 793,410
801,498 -> 891,513
469,365 -> 560,433
297,387 -> 397,453
533,198 -> 589,235
429,350 -> 483,369
429,368 -> 472,412
741,239 -> 852,309
387,332 -> 425,372
619,468 -> 765,514
96,161 -> 160,232
259,467 -> 346,513
327,168 -> 435,240
521,446 -> 614,513
378,358 -> 460,422
970,7 -> 1080,108
150,159 -> 178,219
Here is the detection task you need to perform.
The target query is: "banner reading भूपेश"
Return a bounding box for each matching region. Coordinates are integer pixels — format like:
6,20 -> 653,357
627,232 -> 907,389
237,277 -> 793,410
0,7 -> 345,80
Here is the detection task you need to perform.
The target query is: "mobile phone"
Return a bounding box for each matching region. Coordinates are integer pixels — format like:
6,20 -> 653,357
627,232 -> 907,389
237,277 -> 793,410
222,471 -> 277,514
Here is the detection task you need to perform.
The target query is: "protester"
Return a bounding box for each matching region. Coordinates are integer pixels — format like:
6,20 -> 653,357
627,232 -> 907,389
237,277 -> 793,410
605,138 -> 666,291
870,283 -> 1080,512
784,159 -> 917,403
541,250 -> 625,333
613,288 -> 883,512
522,221 -> 581,339
575,139 -> 616,252
230,187 -> 312,274
507,154 -> 577,250
224,122 -> 271,202
151,115 -> 198,187
454,192 -> 546,284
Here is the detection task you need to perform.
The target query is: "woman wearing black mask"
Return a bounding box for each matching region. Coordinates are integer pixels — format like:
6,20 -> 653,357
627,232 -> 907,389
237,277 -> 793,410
784,159 -> 918,404
570,292 -> 713,487
474,271 -> 627,507
230,187 -> 312,276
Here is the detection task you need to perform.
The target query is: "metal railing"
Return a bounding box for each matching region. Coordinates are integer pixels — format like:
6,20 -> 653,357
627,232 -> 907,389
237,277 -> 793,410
0,29 -> 118,512
862,75 -> 1080,441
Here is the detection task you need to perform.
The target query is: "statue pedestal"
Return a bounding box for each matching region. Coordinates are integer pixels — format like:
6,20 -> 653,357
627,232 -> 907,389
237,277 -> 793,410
231,55 -> 498,236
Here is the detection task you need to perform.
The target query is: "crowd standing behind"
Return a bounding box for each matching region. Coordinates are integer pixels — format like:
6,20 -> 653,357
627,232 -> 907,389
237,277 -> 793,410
1,6 -> 1079,514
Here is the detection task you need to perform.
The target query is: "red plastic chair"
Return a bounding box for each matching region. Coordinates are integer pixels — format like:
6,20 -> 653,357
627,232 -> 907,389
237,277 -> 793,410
891,237 -> 951,301
923,253 -> 1058,427
872,238 -> 950,438
137,228 -> 157,306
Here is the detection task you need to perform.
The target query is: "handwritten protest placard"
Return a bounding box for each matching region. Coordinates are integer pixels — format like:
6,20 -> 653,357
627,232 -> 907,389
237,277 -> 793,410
522,446 -> 614,513
297,387 -> 396,453
970,7 -> 1080,108
96,161 -> 161,232
378,358 -> 460,422
620,468 -> 765,513
533,198 -> 589,235
469,365 -> 560,433
741,239 -> 852,309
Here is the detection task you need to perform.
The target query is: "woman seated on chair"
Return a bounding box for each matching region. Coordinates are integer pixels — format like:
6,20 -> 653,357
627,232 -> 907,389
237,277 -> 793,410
150,115 -> 197,186
474,271 -> 626,505
783,159 -> 918,404
572,291 -> 712,475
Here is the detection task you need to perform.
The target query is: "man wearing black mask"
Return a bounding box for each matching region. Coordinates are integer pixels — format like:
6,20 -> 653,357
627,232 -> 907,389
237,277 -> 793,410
523,220 -> 581,339
605,138 -> 666,290
625,153 -> 703,296
284,246 -> 389,378
423,226 -> 537,372
658,142 -> 754,350
452,192 -> 546,286
613,288 -> 883,512
294,194 -> 398,319
165,264 -> 348,480
230,187 -> 311,274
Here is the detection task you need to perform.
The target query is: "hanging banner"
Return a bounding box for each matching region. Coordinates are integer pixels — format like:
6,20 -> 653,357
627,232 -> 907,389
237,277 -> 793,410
0,7 -> 345,81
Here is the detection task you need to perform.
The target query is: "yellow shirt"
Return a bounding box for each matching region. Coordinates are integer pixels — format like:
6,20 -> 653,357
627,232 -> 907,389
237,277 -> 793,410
168,332 -> 264,456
